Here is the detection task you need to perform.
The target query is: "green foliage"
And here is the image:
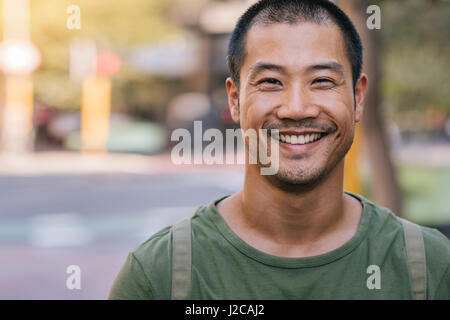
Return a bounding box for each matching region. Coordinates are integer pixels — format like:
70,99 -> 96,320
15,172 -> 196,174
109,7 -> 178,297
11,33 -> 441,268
381,0 -> 450,117
30,0 -> 179,47
383,44 -> 450,113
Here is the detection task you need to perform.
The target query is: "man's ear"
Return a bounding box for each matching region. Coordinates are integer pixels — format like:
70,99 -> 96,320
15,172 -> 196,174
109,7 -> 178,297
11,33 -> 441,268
354,73 -> 368,123
226,77 -> 240,123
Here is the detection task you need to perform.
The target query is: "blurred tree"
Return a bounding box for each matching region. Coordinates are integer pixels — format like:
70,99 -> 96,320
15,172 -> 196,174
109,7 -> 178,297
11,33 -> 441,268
339,0 -> 403,216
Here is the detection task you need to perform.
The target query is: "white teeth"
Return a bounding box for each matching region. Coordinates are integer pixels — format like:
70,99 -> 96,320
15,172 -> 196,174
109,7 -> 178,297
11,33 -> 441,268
290,136 -> 298,144
279,133 -> 324,145
298,135 -> 305,144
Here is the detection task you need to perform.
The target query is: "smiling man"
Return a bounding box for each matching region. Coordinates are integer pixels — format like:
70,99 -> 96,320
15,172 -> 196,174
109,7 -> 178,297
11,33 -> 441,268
109,0 -> 450,300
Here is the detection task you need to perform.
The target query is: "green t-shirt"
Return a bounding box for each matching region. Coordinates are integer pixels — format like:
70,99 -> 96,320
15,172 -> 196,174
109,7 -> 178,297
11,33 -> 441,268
108,192 -> 450,300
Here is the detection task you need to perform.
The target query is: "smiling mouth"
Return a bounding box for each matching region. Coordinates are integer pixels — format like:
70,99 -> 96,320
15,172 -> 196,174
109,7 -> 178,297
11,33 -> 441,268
270,132 -> 329,145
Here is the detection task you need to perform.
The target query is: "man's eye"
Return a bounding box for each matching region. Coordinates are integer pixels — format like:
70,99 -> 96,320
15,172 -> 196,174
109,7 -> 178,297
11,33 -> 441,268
312,78 -> 335,86
258,78 -> 282,86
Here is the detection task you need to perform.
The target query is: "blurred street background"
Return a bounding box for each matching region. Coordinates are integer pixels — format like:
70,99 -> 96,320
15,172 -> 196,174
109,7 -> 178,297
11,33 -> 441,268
0,0 -> 449,299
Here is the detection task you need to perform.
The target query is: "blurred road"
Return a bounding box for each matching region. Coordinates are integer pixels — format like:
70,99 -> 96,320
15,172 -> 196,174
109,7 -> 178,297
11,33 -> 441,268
1,144 -> 449,299
0,152 -> 244,299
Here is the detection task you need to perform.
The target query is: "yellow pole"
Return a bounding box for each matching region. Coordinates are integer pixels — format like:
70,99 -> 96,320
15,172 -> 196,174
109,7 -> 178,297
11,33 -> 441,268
338,0 -> 364,196
81,74 -> 111,153
1,0 -> 36,154
1,74 -> 34,153
344,123 -> 363,194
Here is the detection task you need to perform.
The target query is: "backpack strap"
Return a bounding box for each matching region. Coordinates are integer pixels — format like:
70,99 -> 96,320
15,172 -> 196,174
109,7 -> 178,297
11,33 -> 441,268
170,215 -> 427,300
398,217 -> 427,300
170,217 -> 192,300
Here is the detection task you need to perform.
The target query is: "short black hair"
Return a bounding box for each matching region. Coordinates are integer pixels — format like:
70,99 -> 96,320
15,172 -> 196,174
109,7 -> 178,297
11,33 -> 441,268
227,0 -> 363,91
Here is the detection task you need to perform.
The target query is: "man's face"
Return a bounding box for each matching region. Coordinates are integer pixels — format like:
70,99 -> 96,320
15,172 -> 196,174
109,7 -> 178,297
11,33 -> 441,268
226,22 -> 367,185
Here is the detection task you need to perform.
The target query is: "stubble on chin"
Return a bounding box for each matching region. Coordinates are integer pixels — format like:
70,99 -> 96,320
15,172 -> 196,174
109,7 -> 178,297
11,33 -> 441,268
273,160 -> 330,187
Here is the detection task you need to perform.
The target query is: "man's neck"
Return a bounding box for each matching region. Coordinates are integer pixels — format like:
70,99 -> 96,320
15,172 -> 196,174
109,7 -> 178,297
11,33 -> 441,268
216,159 -> 362,257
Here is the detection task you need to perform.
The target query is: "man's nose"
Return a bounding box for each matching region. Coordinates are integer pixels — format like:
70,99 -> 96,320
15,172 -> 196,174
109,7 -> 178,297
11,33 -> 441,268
276,85 -> 320,120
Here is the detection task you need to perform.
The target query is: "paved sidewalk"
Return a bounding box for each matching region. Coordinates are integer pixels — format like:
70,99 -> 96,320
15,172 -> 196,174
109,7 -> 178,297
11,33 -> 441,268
0,142 -> 448,176
392,143 -> 450,167
0,151 -> 245,176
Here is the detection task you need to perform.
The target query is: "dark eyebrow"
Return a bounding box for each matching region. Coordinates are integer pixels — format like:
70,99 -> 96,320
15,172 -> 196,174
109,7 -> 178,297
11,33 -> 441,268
247,62 -> 286,81
247,61 -> 346,81
306,62 -> 345,76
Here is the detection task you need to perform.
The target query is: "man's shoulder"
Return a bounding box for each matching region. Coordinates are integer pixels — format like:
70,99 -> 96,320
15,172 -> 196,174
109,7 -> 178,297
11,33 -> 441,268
420,224 -> 450,264
351,192 -> 450,257
131,204 -> 210,264
414,223 -> 450,298
131,225 -> 172,261
354,192 -> 450,275
349,192 -> 404,235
